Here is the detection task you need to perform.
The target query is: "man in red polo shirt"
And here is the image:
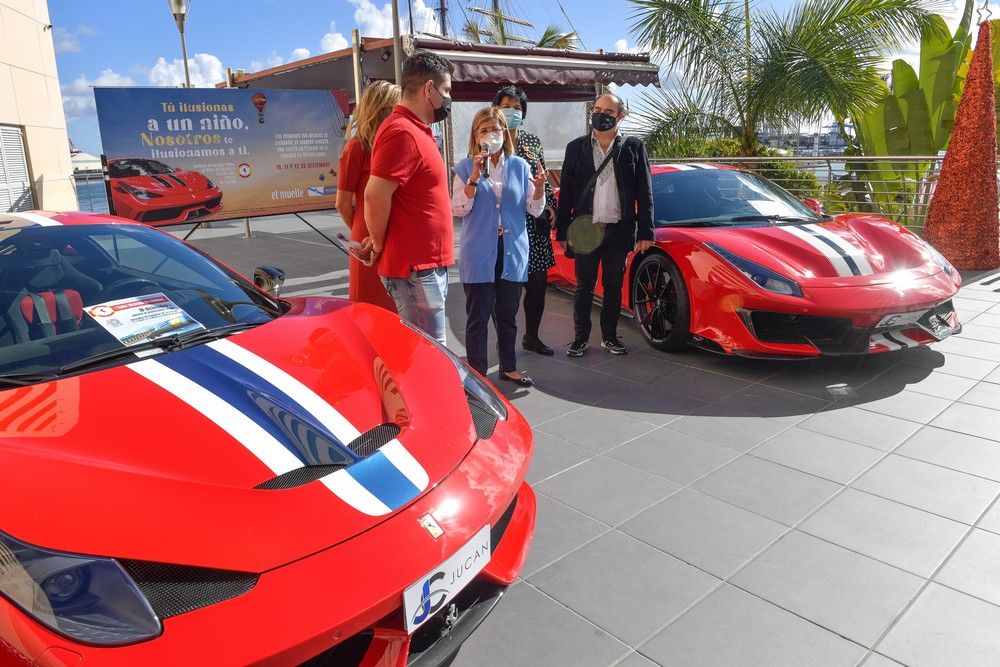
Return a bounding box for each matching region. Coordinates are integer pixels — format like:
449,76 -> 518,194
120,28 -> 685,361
364,51 -> 455,343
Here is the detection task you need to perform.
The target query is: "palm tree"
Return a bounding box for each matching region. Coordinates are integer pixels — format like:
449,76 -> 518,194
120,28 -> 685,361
462,10 -> 578,49
628,0 -> 942,155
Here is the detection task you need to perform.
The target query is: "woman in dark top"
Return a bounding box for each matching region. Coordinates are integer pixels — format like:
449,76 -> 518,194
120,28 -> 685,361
493,85 -> 558,356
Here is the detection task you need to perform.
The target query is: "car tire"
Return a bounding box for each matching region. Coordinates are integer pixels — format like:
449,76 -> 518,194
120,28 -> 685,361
630,252 -> 691,352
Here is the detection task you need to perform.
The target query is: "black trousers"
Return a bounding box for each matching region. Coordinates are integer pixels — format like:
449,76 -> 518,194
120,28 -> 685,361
573,224 -> 628,342
523,270 -> 548,341
463,237 -> 523,376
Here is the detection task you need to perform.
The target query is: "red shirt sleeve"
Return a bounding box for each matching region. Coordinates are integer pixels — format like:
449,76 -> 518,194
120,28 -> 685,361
337,139 -> 364,193
370,124 -> 420,187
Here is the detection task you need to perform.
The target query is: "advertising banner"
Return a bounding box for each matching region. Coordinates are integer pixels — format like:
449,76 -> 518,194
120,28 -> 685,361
94,87 -> 347,226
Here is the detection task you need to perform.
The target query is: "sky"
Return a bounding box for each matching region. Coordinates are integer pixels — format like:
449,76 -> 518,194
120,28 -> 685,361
51,0 -> 978,156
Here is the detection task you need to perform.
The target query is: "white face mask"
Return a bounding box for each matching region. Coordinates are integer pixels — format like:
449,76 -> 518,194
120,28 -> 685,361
481,131 -> 504,155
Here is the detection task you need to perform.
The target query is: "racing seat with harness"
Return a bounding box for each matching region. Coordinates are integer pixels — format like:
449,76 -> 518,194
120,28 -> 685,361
2,248 -> 102,344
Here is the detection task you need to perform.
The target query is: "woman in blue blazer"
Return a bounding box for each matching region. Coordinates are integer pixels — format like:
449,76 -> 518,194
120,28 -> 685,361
452,107 -> 546,387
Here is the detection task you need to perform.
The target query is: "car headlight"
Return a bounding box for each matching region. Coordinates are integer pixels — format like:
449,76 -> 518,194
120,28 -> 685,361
0,531 -> 161,645
401,321 -> 507,422
706,242 -> 803,297
923,241 -> 956,277
119,183 -> 163,200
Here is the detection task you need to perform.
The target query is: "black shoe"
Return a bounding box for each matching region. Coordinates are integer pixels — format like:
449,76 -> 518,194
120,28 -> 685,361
567,339 -> 589,357
499,371 -> 533,387
522,337 -> 554,356
601,336 -> 627,355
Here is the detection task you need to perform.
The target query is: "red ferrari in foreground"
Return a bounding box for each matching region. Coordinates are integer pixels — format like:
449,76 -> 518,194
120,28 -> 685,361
0,211 -> 534,665
108,158 -> 223,225
550,164 -> 962,358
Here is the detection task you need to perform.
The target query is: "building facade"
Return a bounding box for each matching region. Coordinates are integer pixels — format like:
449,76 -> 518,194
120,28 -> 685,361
0,0 -> 76,212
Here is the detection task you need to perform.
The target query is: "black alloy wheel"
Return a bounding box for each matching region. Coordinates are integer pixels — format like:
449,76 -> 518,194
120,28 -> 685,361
630,252 -> 691,352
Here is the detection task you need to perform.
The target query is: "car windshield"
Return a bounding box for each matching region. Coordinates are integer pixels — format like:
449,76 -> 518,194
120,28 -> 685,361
652,169 -> 823,227
108,160 -> 175,178
0,223 -> 284,380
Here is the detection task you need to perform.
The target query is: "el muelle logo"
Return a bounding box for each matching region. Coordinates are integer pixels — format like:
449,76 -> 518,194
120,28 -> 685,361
411,539 -> 489,625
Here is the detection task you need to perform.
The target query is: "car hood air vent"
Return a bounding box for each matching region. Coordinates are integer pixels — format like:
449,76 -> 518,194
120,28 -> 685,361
255,422 -> 402,490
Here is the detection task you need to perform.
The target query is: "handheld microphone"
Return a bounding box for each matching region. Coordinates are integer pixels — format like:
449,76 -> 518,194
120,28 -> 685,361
480,142 -> 490,179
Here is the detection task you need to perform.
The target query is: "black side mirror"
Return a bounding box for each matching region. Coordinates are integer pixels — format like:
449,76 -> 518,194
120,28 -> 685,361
254,265 -> 285,297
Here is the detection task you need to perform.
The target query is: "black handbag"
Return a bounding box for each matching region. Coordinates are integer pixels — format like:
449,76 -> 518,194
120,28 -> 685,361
532,208 -> 553,236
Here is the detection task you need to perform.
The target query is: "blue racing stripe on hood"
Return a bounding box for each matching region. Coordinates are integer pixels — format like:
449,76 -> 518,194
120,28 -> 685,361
344,450 -> 422,510
157,345 -> 359,467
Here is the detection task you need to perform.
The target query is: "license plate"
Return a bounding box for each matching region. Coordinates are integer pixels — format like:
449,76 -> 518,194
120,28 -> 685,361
402,525 -> 491,633
876,310 -> 925,328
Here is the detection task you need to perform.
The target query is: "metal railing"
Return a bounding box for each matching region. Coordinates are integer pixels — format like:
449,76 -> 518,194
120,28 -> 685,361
650,155 -> 951,232
73,173 -> 109,214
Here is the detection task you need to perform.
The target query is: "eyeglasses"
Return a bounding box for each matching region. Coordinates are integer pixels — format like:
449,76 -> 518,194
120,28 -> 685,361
476,127 -> 503,135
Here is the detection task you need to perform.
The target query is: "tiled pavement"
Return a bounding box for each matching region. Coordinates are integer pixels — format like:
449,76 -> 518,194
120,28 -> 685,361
180,214 -> 1000,667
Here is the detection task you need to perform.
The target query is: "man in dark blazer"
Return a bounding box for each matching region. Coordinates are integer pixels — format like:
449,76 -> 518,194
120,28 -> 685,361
556,93 -> 654,357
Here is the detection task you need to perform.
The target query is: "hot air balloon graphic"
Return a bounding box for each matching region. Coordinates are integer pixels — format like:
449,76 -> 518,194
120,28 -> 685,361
251,93 -> 267,124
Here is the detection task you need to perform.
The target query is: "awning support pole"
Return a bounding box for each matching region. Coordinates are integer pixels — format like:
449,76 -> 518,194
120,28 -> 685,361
352,29 -> 364,106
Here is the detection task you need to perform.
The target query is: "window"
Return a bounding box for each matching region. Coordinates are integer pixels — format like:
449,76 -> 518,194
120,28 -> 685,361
0,126 -> 33,213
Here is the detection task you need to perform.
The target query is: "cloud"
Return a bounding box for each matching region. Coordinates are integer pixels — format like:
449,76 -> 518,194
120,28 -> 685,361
350,0 -> 395,37
409,0 -> 440,34
613,38 -> 641,54
321,21 -> 350,52
61,69 -> 135,120
147,52 -> 225,87
291,47 -> 311,61
53,25 -> 100,54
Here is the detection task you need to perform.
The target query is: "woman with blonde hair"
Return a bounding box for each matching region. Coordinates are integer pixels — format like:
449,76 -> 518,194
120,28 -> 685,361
452,107 -> 546,387
336,80 -> 400,310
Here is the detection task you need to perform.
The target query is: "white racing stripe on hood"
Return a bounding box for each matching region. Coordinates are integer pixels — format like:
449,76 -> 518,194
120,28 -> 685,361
668,164 -> 695,171
322,470 -> 393,516
781,224 -> 854,277
381,439 -> 431,490
804,224 -> 874,275
208,338 -> 362,441
128,358 -> 302,475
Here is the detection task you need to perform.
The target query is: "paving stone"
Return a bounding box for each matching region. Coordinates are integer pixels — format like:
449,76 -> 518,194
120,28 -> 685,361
801,489 -> 967,577
896,426 -> 1000,482
524,431 -> 594,485
668,410 -> 799,453
621,489 -> 786,578
903,350 -> 998,380
731,531 -> 924,647
537,406 -> 658,453
936,529 -> 1000,607
930,402 -> 1000,442
751,427 -> 885,484
691,456 -> 842,526
607,428 -> 739,485
521,494 -> 609,577
641,584 -> 867,666
535,456 -> 680,526
850,389 -> 952,424
797,406 -> 922,450
878,584 -> 1000,667
853,455 -> 1000,524
451,583 -> 628,667
958,381 -> 1000,409
529,531 -> 719,645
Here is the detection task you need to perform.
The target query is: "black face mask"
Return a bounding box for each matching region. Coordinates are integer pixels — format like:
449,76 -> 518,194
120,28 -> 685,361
591,112 -> 617,132
432,87 -> 452,123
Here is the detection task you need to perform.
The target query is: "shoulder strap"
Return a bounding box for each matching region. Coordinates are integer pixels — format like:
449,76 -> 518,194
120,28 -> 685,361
575,138 -> 621,212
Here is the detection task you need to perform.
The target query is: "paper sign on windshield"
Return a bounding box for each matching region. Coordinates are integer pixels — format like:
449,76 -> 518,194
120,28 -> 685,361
86,293 -> 204,346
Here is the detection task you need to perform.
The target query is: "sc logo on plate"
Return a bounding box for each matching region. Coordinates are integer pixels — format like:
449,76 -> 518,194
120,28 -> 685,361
237,163 -> 253,178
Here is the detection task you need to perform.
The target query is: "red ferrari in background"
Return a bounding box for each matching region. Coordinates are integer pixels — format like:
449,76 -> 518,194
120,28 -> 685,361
550,164 -> 962,358
107,158 -> 223,226
0,211 -> 535,665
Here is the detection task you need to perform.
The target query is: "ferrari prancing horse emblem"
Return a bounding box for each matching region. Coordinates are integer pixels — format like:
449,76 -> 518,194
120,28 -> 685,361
418,514 -> 444,540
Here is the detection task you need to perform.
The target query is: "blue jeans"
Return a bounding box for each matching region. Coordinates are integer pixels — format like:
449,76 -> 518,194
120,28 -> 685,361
382,267 -> 449,344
